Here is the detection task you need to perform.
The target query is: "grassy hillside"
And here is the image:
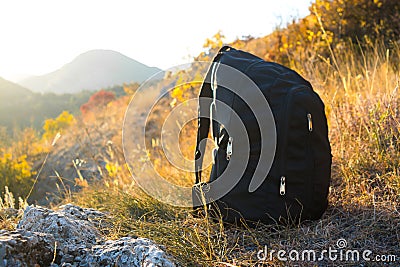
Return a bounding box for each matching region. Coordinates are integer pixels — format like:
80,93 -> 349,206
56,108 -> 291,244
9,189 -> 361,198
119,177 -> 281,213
5,39 -> 394,265
82,45 -> 400,267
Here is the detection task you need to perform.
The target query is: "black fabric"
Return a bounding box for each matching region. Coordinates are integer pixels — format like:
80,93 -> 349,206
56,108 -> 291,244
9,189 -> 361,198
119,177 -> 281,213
193,46 -> 332,225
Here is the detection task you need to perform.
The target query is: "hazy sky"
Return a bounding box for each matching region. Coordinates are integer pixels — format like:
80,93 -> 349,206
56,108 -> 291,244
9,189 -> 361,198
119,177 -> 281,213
0,0 -> 312,81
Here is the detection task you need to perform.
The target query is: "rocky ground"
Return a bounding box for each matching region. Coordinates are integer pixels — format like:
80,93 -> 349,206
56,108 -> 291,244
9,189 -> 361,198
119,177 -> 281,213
0,204 -> 177,267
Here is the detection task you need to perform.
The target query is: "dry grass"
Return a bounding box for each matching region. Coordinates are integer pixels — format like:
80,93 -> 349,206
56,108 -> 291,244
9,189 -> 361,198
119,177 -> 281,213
0,186 -> 26,230
69,41 -> 399,266
1,40 -> 398,266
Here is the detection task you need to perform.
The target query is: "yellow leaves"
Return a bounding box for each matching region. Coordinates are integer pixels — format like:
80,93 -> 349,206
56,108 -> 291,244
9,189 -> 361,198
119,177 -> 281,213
43,111 -> 75,141
373,0 -> 383,8
0,151 -> 33,199
313,0 -> 331,13
106,162 -> 121,178
171,83 -> 193,102
14,155 -> 31,179
123,82 -> 140,95
281,34 -> 288,46
171,86 -> 184,102
0,153 -> 12,162
322,30 -> 334,44
203,31 -> 225,50
105,161 -> 121,189
170,70 -> 202,103
0,153 -> 32,180
305,14 -> 319,27
306,30 -> 315,41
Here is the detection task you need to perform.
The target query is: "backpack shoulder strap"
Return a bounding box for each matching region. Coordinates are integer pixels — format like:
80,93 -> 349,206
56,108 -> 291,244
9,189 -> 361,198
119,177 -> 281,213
195,71 -> 212,184
194,46 -> 233,183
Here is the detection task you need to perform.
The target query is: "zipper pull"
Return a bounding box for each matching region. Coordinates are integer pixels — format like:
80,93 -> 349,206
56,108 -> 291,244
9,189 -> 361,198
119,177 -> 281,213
307,113 -> 313,132
280,176 -> 286,196
226,137 -> 233,160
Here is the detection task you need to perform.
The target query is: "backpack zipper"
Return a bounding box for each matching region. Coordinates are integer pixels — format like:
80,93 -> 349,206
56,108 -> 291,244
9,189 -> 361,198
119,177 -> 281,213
226,137 -> 233,160
307,113 -> 313,132
278,86 -> 310,196
280,176 -> 286,195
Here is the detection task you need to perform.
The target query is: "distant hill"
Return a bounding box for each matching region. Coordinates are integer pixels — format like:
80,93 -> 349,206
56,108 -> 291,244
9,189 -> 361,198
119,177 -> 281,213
0,77 -> 33,101
0,77 -> 36,131
0,76 -> 96,132
0,77 -> 35,115
19,50 -> 162,93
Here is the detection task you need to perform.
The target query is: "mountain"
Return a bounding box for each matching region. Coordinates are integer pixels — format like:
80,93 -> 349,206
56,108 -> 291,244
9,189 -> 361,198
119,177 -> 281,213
19,50 -> 162,93
0,77 -> 34,106
0,76 -> 96,132
0,77 -> 36,131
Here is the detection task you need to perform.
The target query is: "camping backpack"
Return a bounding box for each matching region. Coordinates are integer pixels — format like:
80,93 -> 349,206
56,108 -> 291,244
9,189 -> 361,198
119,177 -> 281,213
193,46 -> 332,224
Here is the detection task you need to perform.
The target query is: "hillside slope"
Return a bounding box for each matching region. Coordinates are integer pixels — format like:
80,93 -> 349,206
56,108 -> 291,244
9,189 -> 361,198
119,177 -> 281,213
20,50 -> 162,93
0,76 -> 33,103
0,77 -> 36,130
0,76 -> 96,132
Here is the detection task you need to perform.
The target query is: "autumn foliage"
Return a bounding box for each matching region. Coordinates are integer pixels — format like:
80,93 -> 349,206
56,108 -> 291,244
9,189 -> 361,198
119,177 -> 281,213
42,111 -> 75,141
80,90 -> 116,118
227,0 -> 400,69
0,153 -> 32,199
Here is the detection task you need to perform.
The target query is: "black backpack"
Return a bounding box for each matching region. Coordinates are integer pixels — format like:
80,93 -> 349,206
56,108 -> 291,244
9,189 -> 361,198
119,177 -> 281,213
193,46 -> 332,224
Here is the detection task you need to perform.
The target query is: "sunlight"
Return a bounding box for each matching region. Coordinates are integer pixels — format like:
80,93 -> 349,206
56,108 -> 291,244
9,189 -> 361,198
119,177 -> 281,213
0,0 -> 310,80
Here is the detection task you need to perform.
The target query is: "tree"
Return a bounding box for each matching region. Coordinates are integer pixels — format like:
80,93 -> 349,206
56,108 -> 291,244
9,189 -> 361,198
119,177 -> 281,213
311,0 -> 400,47
227,0 -> 400,69
80,90 -> 116,118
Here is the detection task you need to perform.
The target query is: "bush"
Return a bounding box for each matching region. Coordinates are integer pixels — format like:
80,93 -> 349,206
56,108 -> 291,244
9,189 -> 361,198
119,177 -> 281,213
0,153 -> 33,199
42,111 -> 75,141
80,90 -> 116,117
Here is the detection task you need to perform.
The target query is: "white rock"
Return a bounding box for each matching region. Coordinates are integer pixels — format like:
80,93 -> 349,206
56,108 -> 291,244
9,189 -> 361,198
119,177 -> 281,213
83,237 -> 177,267
17,205 -> 103,252
0,204 -> 179,267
